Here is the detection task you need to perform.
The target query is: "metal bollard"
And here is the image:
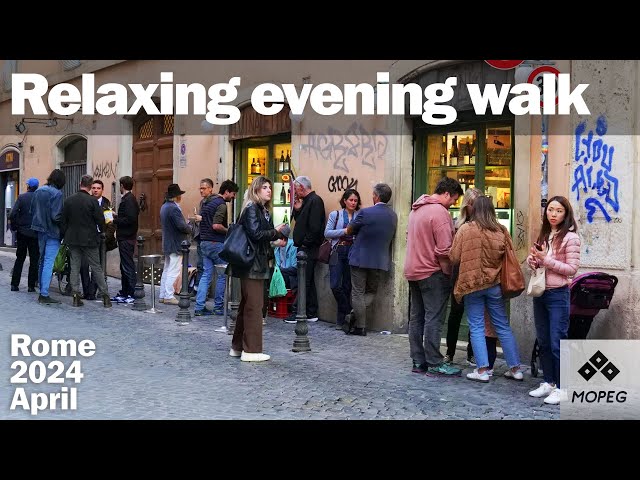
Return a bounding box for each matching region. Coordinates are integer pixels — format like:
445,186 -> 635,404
133,235 -> 148,311
175,240 -> 192,325
292,250 -> 311,352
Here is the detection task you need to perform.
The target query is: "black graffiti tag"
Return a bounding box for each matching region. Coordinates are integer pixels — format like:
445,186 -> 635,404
93,161 -> 116,179
327,176 -> 358,193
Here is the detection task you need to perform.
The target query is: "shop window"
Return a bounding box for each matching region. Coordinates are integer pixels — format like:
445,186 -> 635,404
421,122 -> 514,234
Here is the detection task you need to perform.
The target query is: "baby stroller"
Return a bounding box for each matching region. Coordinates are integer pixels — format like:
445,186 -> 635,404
530,272 -> 618,377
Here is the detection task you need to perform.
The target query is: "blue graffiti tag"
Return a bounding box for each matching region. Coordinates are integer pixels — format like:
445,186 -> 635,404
572,115 -> 619,223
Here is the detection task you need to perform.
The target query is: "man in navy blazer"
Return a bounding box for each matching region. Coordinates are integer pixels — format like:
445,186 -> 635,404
345,183 -> 398,335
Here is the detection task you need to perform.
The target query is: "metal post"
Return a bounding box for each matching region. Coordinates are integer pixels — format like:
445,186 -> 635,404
101,232 -> 108,287
292,250 -> 311,352
541,114 -> 549,221
228,277 -> 240,335
133,235 -> 148,311
175,240 -> 192,325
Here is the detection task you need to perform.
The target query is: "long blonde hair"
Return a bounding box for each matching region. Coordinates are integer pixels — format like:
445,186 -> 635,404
241,176 -> 272,214
455,187 -> 482,229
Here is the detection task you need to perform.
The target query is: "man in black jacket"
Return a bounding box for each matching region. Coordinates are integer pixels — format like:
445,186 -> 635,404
9,177 -> 40,292
80,179 -> 112,300
289,175 -> 325,322
113,175 -> 140,302
61,175 -> 112,307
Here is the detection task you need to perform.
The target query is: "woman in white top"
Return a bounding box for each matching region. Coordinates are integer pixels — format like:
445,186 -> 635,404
324,189 -> 361,330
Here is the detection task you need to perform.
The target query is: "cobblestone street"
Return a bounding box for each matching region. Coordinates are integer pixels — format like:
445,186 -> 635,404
0,250 -> 560,420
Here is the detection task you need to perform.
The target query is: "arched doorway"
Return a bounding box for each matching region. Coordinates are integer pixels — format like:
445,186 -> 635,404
57,135 -> 88,200
132,114 -> 174,254
0,145 -> 20,247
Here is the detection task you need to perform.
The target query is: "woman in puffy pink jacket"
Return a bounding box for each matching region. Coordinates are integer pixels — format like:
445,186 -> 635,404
526,196 -> 580,405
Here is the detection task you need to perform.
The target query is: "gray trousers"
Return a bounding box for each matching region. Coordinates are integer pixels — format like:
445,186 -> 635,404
350,266 -> 381,329
408,271 -> 451,366
69,246 -> 109,297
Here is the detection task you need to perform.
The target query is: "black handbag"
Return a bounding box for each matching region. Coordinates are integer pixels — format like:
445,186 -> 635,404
219,222 -> 256,269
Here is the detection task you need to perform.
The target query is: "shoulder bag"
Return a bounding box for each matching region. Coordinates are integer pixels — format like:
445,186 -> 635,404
500,228 -> 525,299
318,210 -> 339,264
527,267 -> 546,297
219,211 -> 256,269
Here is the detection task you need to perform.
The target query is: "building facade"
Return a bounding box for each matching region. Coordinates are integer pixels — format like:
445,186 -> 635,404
1,59 -> 637,354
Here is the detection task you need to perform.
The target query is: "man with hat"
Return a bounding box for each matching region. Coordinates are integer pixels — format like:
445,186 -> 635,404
9,177 -> 40,292
159,183 -> 191,305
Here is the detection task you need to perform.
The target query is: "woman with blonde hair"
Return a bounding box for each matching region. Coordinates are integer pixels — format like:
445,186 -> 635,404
449,196 -> 524,383
443,187 -> 482,365
228,176 -> 287,362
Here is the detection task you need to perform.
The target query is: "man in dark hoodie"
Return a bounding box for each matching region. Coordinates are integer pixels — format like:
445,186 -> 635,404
112,175 -> 140,302
9,177 -> 40,292
404,177 -> 463,377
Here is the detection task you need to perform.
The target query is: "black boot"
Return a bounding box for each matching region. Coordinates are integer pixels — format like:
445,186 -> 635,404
72,293 -> 84,307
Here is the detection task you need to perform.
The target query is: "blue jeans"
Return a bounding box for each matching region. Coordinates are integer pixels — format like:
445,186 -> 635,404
37,233 -> 60,297
329,245 -> 352,325
533,286 -> 569,387
195,241 -> 225,311
464,284 -> 521,370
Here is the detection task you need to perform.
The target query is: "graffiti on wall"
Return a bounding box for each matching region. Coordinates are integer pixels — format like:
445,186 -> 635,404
571,115 -> 620,223
300,122 -> 387,173
327,175 -> 358,193
515,209 -> 526,251
93,160 -> 117,180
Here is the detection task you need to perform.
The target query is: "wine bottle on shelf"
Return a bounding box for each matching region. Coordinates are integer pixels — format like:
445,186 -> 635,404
250,158 -> 256,174
284,150 -> 291,171
279,150 -> 286,172
470,135 -> 476,165
463,140 -> 470,165
280,183 -> 286,204
283,212 -> 289,224
441,135 -> 447,166
286,185 -> 290,203
450,136 -> 459,166
260,157 -> 266,175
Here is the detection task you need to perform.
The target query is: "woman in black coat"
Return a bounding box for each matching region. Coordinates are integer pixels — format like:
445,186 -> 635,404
229,176 -> 286,362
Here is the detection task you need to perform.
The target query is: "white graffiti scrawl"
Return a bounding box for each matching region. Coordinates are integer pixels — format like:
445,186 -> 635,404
571,115 -> 620,223
300,122 -> 387,173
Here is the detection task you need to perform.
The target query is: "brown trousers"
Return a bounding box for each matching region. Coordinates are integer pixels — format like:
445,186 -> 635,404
232,277 -> 265,354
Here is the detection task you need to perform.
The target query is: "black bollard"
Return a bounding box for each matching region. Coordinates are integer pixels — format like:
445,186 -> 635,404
292,250 -> 311,352
175,240 -> 192,325
133,236 -> 148,311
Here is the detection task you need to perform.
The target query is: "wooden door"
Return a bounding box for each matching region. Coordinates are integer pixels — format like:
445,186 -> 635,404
132,114 -> 174,255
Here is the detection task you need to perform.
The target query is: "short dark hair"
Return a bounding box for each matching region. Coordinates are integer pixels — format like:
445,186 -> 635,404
46,169 -> 66,190
200,178 -> 214,188
119,175 -> 134,191
92,179 -> 104,189
339,188 -> 362,210
373,183 -> 392,204
219,179 -> 239,195
434,177 -> 464,197
80,174 -> 93,189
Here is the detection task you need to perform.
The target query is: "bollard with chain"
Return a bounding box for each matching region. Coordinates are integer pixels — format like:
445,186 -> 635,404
132,235 -> 148,311
175,240 -> 192,325
292,250 -> 311,352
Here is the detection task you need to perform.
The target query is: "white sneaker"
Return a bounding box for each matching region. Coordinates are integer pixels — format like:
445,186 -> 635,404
466,369 -> 490,383
503,369 -> 524,381
229,348 -> 242,357
486,369 -> 494,377
529,382 -> 556,398
240,352 -> 271,362
544,388 -> 568,405
306,317 -> 318,322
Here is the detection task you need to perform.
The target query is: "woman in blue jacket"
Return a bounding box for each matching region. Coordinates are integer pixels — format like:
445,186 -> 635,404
324,188 -> 361,330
